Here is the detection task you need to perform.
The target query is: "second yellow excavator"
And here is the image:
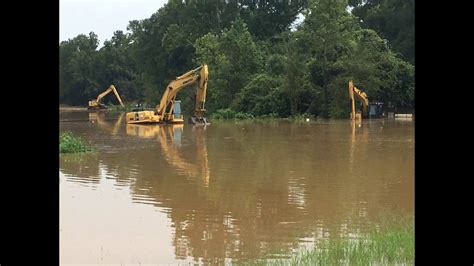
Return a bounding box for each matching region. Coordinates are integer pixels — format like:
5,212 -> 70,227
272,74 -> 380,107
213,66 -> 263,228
348,80 -> 369,121
126,64 -> 209,125
88,85 -> 125,110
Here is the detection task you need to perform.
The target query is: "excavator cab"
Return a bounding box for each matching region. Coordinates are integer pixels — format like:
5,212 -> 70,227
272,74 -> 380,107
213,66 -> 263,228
88,100 -> 107,110
368,102 -> 384,118
132,103 -> 145,112
170,100 -> 184,123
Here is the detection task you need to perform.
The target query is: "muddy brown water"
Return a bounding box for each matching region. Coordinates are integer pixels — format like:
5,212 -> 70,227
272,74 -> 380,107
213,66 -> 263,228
59,111 -> 414,264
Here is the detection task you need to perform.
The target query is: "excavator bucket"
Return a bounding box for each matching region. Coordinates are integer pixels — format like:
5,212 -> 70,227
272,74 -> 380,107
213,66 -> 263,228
189,116 -> 210,125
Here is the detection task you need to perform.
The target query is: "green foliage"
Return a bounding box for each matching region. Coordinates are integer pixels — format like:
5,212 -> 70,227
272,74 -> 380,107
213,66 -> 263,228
60,31 -> 144,106
60,0 -> 414,119
295,0 -> 414,117
350,0 -> 415,64
60,32 -> 101,105
289,113 -> 316,122
211,108 -> 254,120
60,132 -> 94,153
232,73 -> 290,117
194,19 -> 264,113
239,0 -> 308,39
98,31 -> 144,103
265,54 -> 286,76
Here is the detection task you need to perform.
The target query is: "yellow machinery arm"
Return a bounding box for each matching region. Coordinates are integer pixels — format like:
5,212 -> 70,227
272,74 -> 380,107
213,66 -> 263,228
156,64 -> 208,121
89,85 -> 125,109
348,80 -> 369,120
194,64 -> 208,121
126,64 -> 209,124
111,85 -> 125,107
96,85 -> 124,107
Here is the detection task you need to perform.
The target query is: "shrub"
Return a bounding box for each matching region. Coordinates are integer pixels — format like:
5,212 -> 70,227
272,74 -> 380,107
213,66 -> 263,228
60,132 -> 94,153
211,108 -> 254,120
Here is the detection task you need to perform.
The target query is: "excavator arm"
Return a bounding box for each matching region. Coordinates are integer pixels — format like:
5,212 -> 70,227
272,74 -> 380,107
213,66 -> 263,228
89,85 -> 125,109
194,64 -> 208,121
155,65 -> 207,120
348,80 -> 369,120
111,85 -> 125,107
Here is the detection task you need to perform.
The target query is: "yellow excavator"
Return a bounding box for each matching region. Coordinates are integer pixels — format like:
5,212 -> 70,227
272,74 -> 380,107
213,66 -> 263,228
126,64 -> 209,125
348,80 -> 369,121
88,85 -> 125,110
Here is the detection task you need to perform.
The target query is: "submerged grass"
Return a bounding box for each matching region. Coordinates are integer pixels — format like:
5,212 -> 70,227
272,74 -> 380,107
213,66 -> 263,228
246,215 -> 414,265
59,131 -> 94,153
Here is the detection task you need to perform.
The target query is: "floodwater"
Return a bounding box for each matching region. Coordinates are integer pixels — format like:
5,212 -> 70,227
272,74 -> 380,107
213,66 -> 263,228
59,111 -> 414,265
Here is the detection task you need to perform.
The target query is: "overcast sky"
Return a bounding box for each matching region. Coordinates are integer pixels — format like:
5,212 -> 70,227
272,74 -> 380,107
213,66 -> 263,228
60,0 -> 167,45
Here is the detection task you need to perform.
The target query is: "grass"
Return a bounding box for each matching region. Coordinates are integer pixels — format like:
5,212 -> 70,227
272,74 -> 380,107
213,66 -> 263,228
246,215 -> 414,265
59,131 -> 94,153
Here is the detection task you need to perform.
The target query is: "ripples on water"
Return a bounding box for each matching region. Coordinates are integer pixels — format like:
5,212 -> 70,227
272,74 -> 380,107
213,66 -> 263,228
60,111 -> 414,264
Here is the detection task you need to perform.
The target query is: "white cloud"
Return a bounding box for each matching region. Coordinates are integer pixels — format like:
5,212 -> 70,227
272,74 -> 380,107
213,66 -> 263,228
60,0 -> 167,45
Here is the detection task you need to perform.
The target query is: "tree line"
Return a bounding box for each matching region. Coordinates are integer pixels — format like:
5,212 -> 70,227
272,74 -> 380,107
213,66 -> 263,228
60,0 -> 414,118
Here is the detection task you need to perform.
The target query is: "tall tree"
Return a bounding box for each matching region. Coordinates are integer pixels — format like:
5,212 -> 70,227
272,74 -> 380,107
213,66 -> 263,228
349,0 -> 414,64
194,18 -> 263,112
238,0 -> 308,39
60,32 -> 101,105
99,30 -> 143,103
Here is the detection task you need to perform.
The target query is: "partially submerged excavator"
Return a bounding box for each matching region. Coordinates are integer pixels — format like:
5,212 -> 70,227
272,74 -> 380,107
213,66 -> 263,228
88,85 -> 125,110
126,64 -> 209,125
348,80 -> 369,121
348,80 -> 384,120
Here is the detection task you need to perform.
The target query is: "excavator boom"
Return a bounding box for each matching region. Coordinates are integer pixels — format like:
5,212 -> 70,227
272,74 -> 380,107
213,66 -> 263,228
88,85 -> 125,109
111,86 -> 124,107
348,80 -> 369,120
193,64 -> 208,122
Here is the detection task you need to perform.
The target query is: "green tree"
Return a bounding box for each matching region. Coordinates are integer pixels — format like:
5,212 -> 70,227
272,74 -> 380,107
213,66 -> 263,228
60,32 -> 101,105
297,0 -> 414,117
232,73 -> 290,117
349,0 -> 414,64
238,0 -> 308,39
194,18 -> 263,112
99,30 -> 143,103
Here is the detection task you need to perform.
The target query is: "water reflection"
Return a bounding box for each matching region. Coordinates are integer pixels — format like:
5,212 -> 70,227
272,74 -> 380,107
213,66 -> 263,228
89,112 -> 124,136
60,153 -> 101,187
349,120 -> 369,171
60,114 -> 414,263
126,124 -> 210,187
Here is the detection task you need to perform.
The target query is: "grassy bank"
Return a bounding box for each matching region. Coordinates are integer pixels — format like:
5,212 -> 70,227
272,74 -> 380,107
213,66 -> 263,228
247,215 -> 414,265
60,132 -> 94,153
